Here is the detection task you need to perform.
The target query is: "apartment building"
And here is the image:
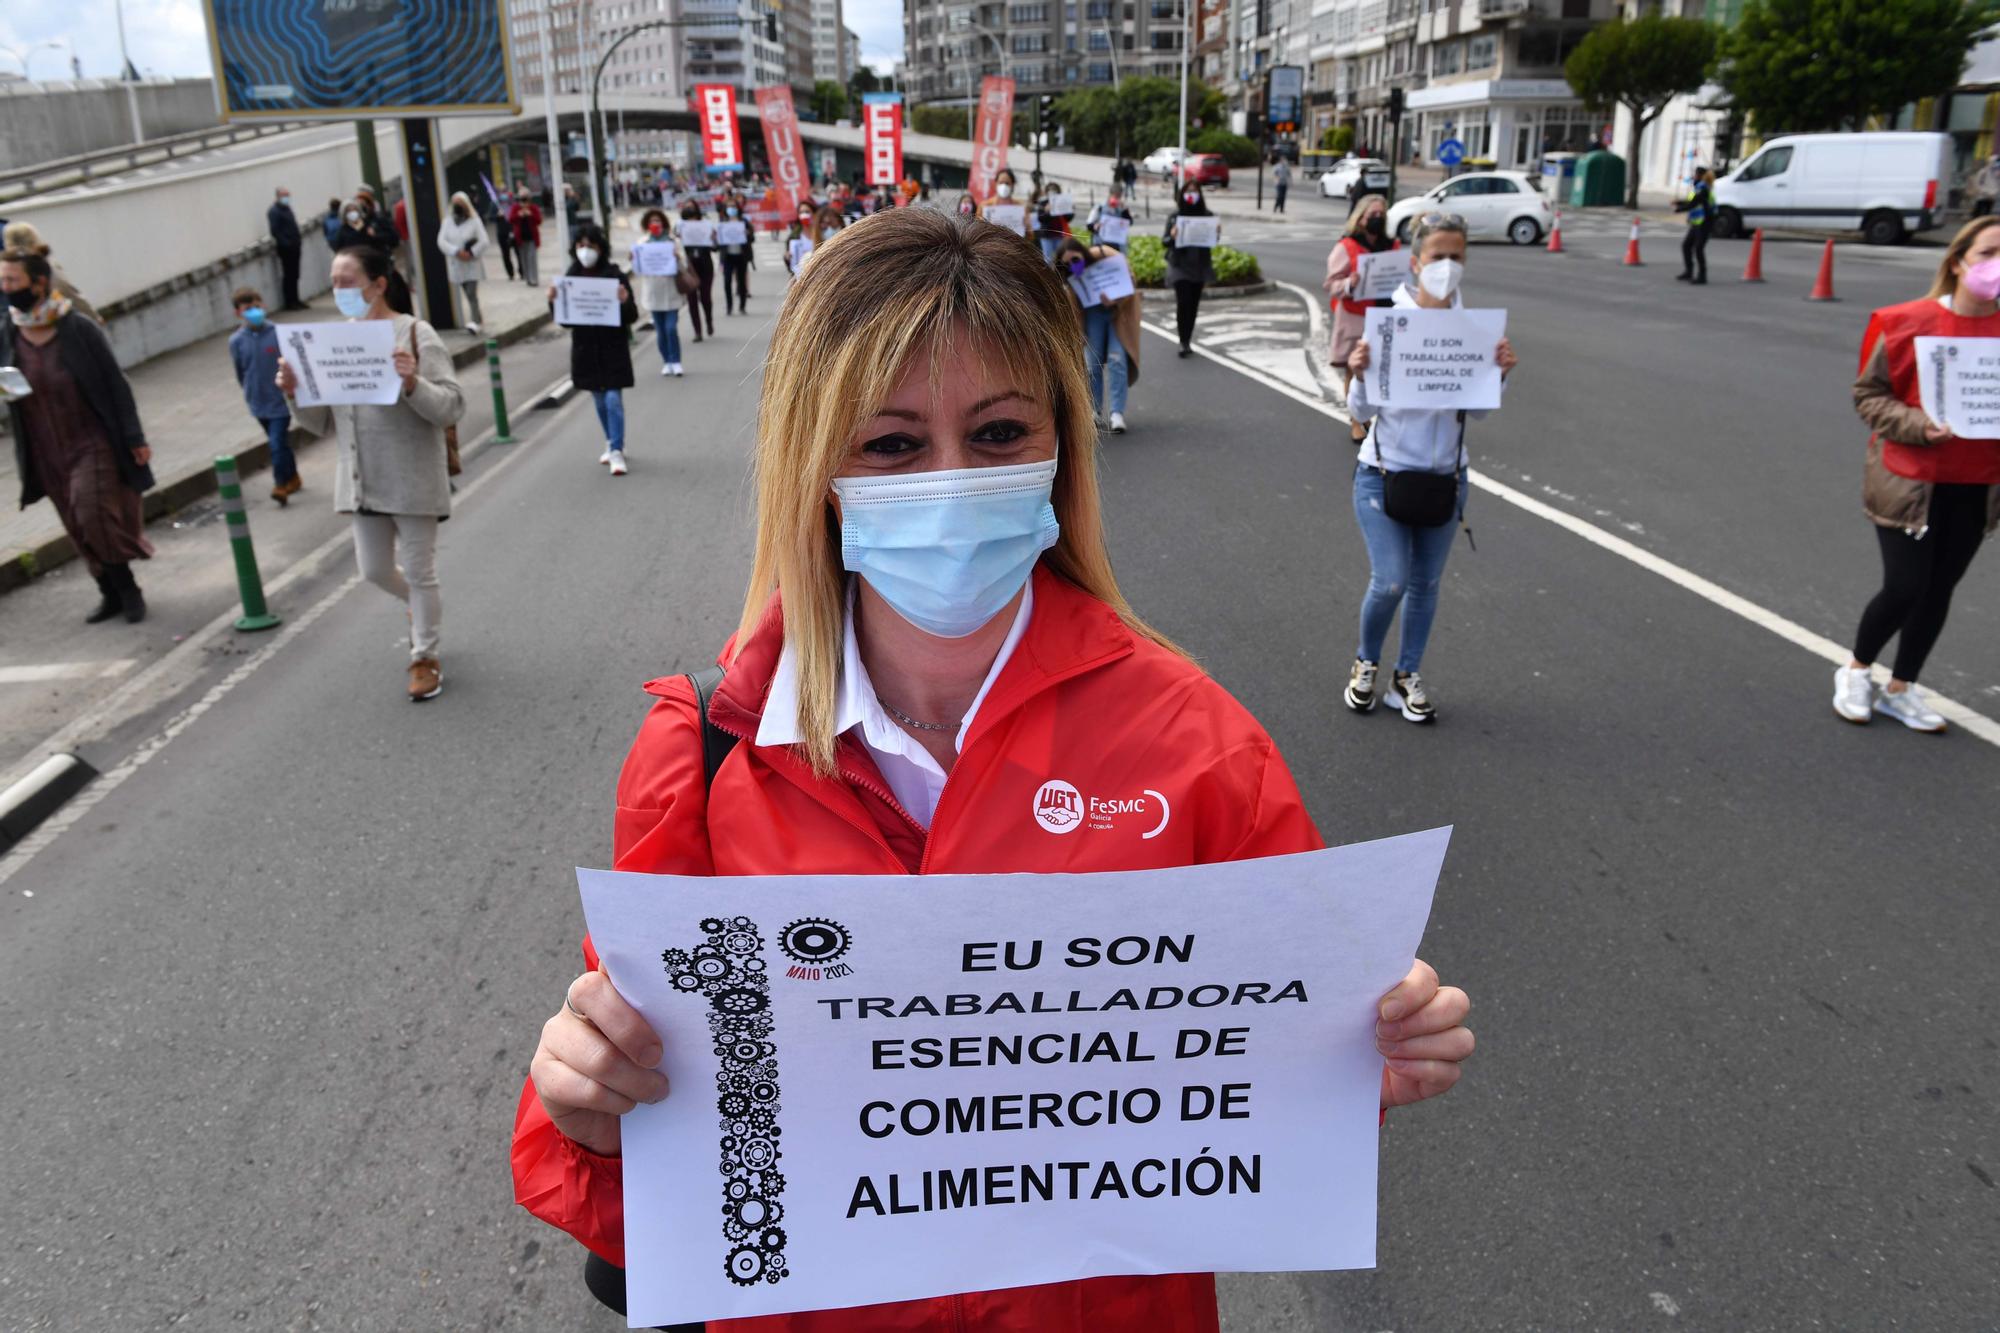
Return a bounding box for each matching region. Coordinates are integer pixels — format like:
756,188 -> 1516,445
845,25 -> 864,78
901,0 -> 1194,107
813,0 -> 848,82
1400,0 -> 1612,169
510,0 -> 791,100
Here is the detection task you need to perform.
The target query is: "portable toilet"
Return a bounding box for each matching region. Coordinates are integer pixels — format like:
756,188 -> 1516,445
1571,150 -> 1626,207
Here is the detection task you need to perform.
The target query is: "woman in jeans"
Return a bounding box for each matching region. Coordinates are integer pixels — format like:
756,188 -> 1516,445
436,191 -> 490,334
1324,193 -> 1397,444
279,247 -> 464,701
678,200 -> 715,341
632,207 -> 689,378
1163,183 -> 1216,357
1055,235 -> 1140,434
550,224 -> 636,474
1835,215 -> 2000,732
1343,213 -> 1517,723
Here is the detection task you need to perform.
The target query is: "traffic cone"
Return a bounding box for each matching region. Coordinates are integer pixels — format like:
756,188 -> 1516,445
1742,228 -> 1766,282
1806,237 -> 1838,301
1622,217 -> 1643,266
1546,211 -> 1564,253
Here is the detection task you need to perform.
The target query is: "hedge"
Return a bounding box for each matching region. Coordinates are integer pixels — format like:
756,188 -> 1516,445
1106,233 -> 1263,288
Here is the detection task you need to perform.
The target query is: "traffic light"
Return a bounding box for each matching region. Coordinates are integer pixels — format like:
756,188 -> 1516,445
1038,93 -> 1056,145
1387,86 -> 1405,121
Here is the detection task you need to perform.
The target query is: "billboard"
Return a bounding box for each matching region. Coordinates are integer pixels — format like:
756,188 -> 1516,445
969,76 -> 1015,202
1265,65 -> 1304,135
862,93 -> 904,188
753,86 -> 812,213
201,0 -> 517,120
696,83 -> 745,174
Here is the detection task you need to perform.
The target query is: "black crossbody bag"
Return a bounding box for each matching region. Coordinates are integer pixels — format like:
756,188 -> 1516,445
1378,410 -> 1466,529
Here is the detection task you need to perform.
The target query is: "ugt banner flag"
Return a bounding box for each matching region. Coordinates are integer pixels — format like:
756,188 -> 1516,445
695,83 -> 744,173
754,85 -> 813,212
862,93 -> 905,188
969,76 -> 1015,202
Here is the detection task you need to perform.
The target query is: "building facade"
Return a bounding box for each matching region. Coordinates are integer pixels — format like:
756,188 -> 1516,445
900,0 -> 1193,108
1400,0 -> 1611,170
813,0 -> 849,82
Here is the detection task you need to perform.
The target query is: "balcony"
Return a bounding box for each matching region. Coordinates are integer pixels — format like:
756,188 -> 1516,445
1477,0 -> 1533,18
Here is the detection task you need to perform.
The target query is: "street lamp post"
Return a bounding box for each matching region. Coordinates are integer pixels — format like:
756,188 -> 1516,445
942,24 -> 1005,139
1092,25 -> 1123,166
1177,0 -> 1191,181
534,0 -> 570,260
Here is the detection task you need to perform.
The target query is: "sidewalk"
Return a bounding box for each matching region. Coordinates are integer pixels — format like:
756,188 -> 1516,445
1,239 -> 565,596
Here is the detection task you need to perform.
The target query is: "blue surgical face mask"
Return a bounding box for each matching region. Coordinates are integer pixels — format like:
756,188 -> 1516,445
333,286 -> 371,319
242,306 -> 267,326
831,458 -> 1061,638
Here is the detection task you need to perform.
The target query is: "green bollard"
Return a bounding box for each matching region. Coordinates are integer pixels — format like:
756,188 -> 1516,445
214,456 -> 281,632
486,337 -> 515,443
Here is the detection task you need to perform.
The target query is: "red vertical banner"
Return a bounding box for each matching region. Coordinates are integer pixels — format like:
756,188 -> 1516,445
753,85 -> 812,212
694,83 -> 744,173
968,76 -> 1015,201
862,93 -> 904,188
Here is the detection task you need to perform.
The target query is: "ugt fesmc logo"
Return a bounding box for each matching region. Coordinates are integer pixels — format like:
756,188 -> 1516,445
1032,779 -> 1170,839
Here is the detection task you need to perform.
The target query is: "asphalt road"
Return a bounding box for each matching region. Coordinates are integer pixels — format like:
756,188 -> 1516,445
1,221 -> 1994,1331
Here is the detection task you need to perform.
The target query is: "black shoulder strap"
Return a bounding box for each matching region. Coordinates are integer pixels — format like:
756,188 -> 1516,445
685,665 -> 739,792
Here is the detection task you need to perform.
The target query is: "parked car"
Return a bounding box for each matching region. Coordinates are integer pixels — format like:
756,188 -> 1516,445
1178,154 -> 1231,188
1142,146 -> 1188,177
1713,131 -> 1951,245
1319,157 -> 1393,200
1386,171 -> 1553,245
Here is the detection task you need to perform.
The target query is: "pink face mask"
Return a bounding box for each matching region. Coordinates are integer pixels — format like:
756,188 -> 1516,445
1962,256 -> 2000,301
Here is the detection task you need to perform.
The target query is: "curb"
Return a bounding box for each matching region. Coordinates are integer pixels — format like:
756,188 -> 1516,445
0,753 -> 96,854
0,310 -> 553,599
1139,280 -> 1275,302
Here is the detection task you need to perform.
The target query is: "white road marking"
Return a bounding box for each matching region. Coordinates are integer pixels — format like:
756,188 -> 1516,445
1139,315 -> 2000,749
0,661 -> 139,685
1648,1291 -> 1681,1317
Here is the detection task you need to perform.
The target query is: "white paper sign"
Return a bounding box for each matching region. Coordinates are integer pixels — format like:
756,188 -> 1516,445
1361,307 -> 1508,411
1352,251 -> 1407,303
788,237 -> 814,269
1914,335 -> 2000,439
1046,192 -> 1075,217
1174,216 -> 1220,248
984,203 -> 1028,236
680,220 -> 717,247
554,276 -> 623,328
1095,214 -> 1131,245
578,829 -> 1449,1327
718,220 -> 750,246
278,321 -> 399,407
1076,252 -> 1136,306
633,241 -> 680,276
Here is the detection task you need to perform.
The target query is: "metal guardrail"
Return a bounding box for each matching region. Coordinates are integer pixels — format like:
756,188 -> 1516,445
0,120 -> 308,207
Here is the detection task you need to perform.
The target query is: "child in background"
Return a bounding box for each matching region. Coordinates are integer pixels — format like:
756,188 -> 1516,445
227,287 -> 300,504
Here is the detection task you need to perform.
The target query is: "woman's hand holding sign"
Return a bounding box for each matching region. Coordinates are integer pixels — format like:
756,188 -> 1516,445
532,965 -> 669,1157
1376,958 -> 1473,1109
1495,337 -> 1517,376
392,348 -> 418,398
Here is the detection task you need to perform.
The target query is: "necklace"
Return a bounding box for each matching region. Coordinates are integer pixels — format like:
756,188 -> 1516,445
882,699 -> 959,733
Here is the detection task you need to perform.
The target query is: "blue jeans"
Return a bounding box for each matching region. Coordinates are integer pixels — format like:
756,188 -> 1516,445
1039,235 -> 1061,261
1082,305 -> 1128,416
591,389 -> 625,450
260,416 -> 295,484
651,309 -> 681,364
1352,463 -> 1466,673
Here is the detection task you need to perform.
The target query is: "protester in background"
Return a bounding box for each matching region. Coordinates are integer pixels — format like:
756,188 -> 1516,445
1272,155 -> 1293,215
1835,216 -> 2000,732
678,200 -> 716,342
513,211 -> 1475,1330
810,205 -> 846,248
784,202 -> 815,274
954,192 -> 978,219
1678,166 -> 1714,286
1344,213 -> 1518,723
1033,180 -> 1071,261
267,186 -> 308,311
1970,154 -> 1999,218
982,167 -> 1020,215
0,249 -> 154,624
718,199 -> 754,316
1164,182 -> 1216,358
436,191 -> 490,334
1056,235 -> 1140,434
333,190 -> 399,257
633,208 -> 688,378
549,225 -> 636,474
1324,192 -> 1397,444
491,194 -> 518,281
279,246 -> 462,701
1085,187 -> 1134,251
562,183 -> 580,234
1,222 -> 101,324
508,188 -> 544,287
322,197 -> 343,250
227,286 -> 299,504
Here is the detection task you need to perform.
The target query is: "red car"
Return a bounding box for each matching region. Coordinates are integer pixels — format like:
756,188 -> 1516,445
1177,154 -> 1231,189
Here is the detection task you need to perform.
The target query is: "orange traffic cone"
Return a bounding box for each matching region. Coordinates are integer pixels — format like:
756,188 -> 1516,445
1622,217 -> 1644,266
1806,238 -> 1838,301
1742,228 -> 1766,282
1547,211 -> 1565,253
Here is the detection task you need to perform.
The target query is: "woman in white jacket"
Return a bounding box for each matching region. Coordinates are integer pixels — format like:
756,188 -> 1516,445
436,191 -> 490,334
632,207 -> 691,377
1342,213 -> 1516,724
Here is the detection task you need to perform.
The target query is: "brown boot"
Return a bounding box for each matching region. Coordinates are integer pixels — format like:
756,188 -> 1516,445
408,657 -> 443,701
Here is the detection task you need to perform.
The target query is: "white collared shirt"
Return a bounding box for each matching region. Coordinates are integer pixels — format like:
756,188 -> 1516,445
756,580 -> 1034,828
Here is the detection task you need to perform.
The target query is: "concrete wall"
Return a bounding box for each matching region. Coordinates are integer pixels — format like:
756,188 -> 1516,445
0,79 -> 221,172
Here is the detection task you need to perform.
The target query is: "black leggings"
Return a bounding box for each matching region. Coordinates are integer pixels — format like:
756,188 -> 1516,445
1173,280 -> 1203,347
1680,227 -> 1709,279
686,252 -> 715,336
721,254 -> 751,312
1853,482 -> 1989,682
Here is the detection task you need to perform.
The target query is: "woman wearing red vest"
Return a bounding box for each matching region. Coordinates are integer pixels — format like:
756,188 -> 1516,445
513,208 -> 1476,1330
1324,194 -> 1396,444
1838,216 -> 2000,731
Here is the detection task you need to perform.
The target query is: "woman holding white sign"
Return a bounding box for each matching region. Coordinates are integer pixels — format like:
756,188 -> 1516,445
633,208 -> 690,379
514,207 -> 1475,1330
1324,193 -> 1397,445
549,225 -> 638,475
677,201 -> 716,342
1837,216 -> 2000,732
1344,213 -> 1517,723
1056,235 -> 1141,433
1164,183 -> 1217,358
278,247 -> 464,701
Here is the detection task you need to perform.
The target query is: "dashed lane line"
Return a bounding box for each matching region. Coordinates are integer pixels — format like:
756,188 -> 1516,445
0,661 -> 139,685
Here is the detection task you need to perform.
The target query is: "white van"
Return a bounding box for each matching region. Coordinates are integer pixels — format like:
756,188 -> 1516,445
1713,131 -> 1953,245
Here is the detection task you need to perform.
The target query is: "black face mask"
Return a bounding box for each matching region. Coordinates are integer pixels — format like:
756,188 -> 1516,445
5,286 -> 41,313
453,207 -> 469,220
1363,215 -> 1386,237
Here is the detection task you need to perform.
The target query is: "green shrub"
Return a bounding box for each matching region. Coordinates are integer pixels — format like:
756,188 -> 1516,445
1320,125 -> 1355,153
1212,245 -> 1262,285
1191,128 -> 1261,167
1119,234 -> 1262,287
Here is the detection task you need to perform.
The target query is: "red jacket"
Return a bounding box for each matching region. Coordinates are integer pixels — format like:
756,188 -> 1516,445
512,566 -> 1324,1332
1861,297 -> 2000,484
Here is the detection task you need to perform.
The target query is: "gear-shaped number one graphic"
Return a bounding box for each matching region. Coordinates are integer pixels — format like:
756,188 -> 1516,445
662,917 -> 790,1288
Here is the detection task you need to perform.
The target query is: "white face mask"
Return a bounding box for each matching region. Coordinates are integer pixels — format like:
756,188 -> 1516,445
1418,258 -> 1464,301
576,247 -> 601,267
996,183 -> 1013,198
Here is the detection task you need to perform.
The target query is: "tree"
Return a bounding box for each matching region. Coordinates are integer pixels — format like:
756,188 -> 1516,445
1720,0 -> 2000,135
1566,15 -> 1719,207
1050,76 -> 1225,158
808,79 -> 848,124
1192,127 -> 1259,167
848,66 -> 883,99
910,104 -> 971,140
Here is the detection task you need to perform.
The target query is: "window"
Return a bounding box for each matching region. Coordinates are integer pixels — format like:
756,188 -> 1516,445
1515,26 -> 1560,67
1737,145 -> 1792,181
1486,176 -> 1519,192
1089,28 -> 1110,48
1088,60 -> 1114,80
1432,41 -> 1461,75
1467,35 -> 1496,69
1086,0 -> 1112,15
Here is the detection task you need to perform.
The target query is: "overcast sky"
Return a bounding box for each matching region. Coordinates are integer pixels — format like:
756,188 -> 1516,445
0,0 -> 902,82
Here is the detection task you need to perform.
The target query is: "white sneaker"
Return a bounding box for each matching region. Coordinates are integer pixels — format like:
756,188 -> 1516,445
1342,658 -> 1379,713
1832,665 -> 1875,724
1109,411 -> 1127,434
598,448 -> 613,465
608,452 -> 628,476
660,363 -> 672,376
1385,670 -> 1437,723
465,322 -> 481,336
1873,685 -> 1945,732
670,362 -> 684,377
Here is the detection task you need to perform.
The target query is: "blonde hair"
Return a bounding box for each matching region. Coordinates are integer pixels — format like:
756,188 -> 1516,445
1928,215 -> 2000,298
738,208 -> 1178,776
1343,193 -> 1388,236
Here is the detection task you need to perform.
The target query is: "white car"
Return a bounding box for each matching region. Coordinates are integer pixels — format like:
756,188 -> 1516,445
1319,157 -> 1393,199
1387,171 -> 1554,245
1142,146 -> 1187,177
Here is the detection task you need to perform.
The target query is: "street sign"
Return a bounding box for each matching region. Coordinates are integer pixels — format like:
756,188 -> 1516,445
1436,138 -> 1466,167
201,0 -> 517,119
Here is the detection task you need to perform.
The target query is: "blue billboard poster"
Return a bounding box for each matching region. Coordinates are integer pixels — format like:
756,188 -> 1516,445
202,0 -> 519,119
